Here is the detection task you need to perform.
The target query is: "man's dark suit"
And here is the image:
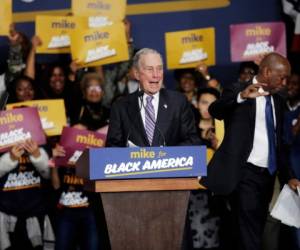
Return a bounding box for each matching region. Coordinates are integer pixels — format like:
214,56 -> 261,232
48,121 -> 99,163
200,81 -> 292,250
106,88 -> 200,147
201,81 -> 288,195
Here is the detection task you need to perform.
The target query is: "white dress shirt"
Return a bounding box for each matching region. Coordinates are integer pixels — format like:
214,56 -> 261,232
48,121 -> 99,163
139,92 -> 159,128
238,77 -> 276,168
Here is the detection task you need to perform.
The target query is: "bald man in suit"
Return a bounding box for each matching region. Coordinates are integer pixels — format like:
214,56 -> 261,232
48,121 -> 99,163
201,53 -> 294,250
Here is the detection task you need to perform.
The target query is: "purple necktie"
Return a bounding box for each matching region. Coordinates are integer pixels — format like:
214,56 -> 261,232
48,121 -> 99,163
145,96 -> 155,145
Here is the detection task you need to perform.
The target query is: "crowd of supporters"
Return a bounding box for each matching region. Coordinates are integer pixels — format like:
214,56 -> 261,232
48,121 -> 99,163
0,20 -> 299,250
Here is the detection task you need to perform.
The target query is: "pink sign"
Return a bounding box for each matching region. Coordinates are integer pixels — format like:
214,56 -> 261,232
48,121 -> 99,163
0,107 -> 46,152
230,22 -> 286,62
55,126 -> 106,167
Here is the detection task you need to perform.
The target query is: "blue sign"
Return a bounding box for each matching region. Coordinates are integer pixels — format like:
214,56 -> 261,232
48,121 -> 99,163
87,146 -> 206,180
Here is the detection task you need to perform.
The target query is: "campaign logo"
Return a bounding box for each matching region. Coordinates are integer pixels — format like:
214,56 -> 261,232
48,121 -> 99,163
20,0 -> 35,3
84,146 -> 207,180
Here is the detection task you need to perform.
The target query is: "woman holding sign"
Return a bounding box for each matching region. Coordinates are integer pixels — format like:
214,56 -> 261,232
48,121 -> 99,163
43,64 -> 81,123
0,139 -> 53,250
51,75 -> 110,249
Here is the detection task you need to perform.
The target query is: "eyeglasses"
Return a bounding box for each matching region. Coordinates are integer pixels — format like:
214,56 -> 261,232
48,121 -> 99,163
86,85 -> 102,92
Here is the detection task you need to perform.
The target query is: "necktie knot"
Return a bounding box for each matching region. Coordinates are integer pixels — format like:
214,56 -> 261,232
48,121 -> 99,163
146,95 -> 153,104
265,95 -> 271,103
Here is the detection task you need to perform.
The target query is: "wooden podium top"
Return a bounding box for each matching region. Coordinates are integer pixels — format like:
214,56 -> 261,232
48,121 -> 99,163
76,146 -> 207,193
84,177 -> 206,193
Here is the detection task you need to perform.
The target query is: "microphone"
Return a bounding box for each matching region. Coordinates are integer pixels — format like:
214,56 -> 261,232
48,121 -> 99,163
139,92 -> 166,147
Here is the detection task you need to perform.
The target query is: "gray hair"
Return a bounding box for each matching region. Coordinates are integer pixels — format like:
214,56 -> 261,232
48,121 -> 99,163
132,48 -> 163,69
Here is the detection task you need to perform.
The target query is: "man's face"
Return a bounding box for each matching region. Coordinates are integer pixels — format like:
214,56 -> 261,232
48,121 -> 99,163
265,63 -> 290,94
287,74 -> 300,100
135,53 -> 163,95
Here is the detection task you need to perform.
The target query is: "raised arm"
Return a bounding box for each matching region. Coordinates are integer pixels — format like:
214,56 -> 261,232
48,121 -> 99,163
102,19 -> 135,107
5,24 -> 28,85
24,35 -> 42,79
209,82 -> 268,120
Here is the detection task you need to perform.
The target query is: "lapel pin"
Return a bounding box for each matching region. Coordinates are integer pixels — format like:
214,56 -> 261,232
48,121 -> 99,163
163,104 -> 168,109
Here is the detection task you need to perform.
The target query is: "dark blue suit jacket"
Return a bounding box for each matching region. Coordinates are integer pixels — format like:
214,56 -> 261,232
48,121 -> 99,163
200,81 -> 291,195
106,89 -> 201,147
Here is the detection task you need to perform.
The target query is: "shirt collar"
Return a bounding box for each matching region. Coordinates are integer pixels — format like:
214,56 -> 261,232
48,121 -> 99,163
142,91 -> 160,102
287,100 -> 300,111
253,76 -> 258,84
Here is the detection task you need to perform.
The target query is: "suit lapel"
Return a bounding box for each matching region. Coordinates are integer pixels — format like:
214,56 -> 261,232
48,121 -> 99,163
127,92 -> 149,146
248,98 -> 256,137
244,81 -> 256,136
273,94 -> 282,139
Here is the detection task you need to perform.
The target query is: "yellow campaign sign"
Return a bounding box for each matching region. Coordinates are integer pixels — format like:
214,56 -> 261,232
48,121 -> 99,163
12,1 -> 230,23
35,15 -> 88,54
72,0 -> 126,28
6,99 -> 67,136
0,0 -> 12,36
71,22 -> 129,68
165,27 -> 215,70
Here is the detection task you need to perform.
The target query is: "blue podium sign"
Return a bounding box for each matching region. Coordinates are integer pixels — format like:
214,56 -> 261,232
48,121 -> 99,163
78,146 -> 206,180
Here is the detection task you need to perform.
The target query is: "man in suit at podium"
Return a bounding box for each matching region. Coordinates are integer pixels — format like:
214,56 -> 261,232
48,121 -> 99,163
106,48 -> 201,147
200,53 -> 293,250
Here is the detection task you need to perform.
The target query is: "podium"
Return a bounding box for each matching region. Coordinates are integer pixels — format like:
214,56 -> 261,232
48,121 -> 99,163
76,146 -> 206,250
